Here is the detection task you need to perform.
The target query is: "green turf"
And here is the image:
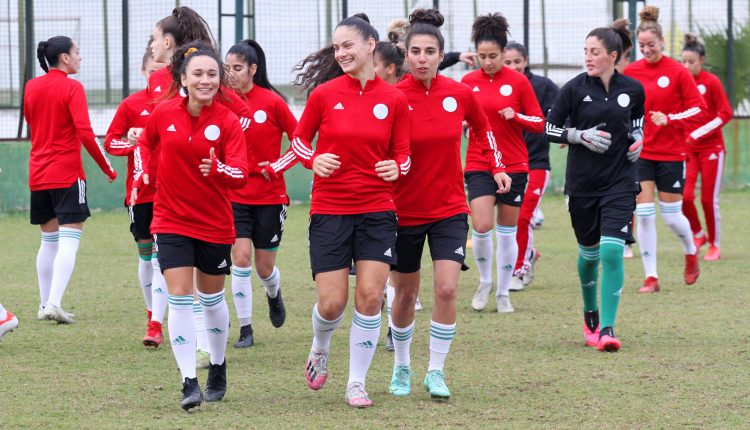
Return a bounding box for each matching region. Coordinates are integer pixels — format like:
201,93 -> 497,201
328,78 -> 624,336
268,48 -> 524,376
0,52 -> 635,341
1,192 -> 749,428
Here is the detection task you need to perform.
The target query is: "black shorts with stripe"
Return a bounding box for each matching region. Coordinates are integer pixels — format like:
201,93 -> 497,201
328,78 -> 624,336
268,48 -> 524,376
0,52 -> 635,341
465,171 -> 528,207
155,233 -> 231,276
567,192 -> 636,247
30,179 -> 90,225
232,203 -> 288,250
392,213 -> 470,274
129,202 -> 153,241
637,159 -> 685,194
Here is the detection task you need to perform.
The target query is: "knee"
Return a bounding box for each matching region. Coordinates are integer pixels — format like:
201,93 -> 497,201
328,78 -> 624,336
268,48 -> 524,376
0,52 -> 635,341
433,282 -> 457,303
231,251 -> 251,268
317,299 -> 346,320
472,222 -> 493,234
255,262 -> 274,279
394,285 -> 418,306
355,288 -> 384,314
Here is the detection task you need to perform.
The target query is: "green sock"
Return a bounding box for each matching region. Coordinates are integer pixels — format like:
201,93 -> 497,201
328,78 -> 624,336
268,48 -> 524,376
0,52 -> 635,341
577,244 -> 600,313
599,236 -> 625,329
137,242 -> 153,261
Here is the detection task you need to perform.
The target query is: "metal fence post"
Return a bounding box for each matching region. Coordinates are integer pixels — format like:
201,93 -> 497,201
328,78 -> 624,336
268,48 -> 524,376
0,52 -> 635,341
17,0 -> 34,138
122,0 -> 129,100
727,0 -> 734,108
235,0 -> 244,43
523,0 -> 529,56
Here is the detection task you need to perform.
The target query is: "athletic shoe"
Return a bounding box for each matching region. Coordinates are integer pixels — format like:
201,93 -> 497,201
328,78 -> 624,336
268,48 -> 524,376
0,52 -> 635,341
38,305 -> 74,321
684,252 -> 700,285
204,360 -> 227,402
305,349 -> 329,390
414,297 -> 423,311
623,244 -> 634,259
532,209 -> 545,228
385,327 -> 394,352
497,295 -> 514,313
423,370 -> 451,399
638,277 -> 660,293
523,248 -> 540,286
596,327 -> 621,352
180,377 -> 203,411
508,274 -> 524,292
0,310 -> 19,340
389,364 -> 411,396
345,382 -> 373,408
583,310 -> 600,347
267,289 -> 286,328
44,304 -> 75,324
233,324 -> 254,348
704,245 -> 720,261
143,321 -> 163,349
693,234 -> 707,252
196,349 -> 210,370
471,282 -> 493,311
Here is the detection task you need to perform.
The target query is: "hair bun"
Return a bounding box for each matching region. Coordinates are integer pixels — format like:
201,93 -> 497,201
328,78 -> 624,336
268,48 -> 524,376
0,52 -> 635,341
409,9 -> 444,28
471,13 -> 510,44
352,12 -> 370,24
684,32 -> 702,47
387,30 -> 401,44
639,5 -> 659,22
611,18 -> 630,32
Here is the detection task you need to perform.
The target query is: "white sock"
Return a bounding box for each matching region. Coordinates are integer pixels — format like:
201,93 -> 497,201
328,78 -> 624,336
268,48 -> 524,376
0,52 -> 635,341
348,310 -> 381,386
36,231 -> 59,307
391,320 -> 414,366
137,257 -> 153,311
428,320 -> 456,372
495,225 -> 518,297
199,290 -> 229,365
231,266 -> 253,326
193,301 -> 209,352
471,230 -> 493,283
660,201 -> 697,255
260,266 -> 280,299
150,252 -> 168,324
168,295 -> 196,380
636,203 -> 658,278
386,283 -> 395,328
47,227 -> 82,308
0,303 -> 6,320
311,303 -> 343,353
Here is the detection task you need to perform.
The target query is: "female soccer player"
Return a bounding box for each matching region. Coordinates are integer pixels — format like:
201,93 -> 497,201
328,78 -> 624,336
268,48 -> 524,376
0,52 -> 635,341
546,19 -> 645,352
292,13 -> 410,408
461,13 -> 544,313
373,34 -> 405,86
624,6 -> 706,293
224,39 -> 298,348
388,8 -> 509,400
680,34 -> 732,261
24,36 -> 117,323
131,43 -> 248,410
502,41 -> 559,290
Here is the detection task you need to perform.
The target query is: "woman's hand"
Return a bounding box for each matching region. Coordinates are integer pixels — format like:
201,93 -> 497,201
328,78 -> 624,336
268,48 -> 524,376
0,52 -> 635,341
199,147 -> 216,177
130,174 -> 149,206
127,127 -> 143,145
649,110 -> 668,126
494,172 -> 512,194
312,153 -> 341,178
375,160 -> 399,182
499,107 -> 515,120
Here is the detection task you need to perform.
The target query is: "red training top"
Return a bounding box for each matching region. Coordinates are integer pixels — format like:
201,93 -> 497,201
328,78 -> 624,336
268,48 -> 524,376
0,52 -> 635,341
686,70 -> 733,152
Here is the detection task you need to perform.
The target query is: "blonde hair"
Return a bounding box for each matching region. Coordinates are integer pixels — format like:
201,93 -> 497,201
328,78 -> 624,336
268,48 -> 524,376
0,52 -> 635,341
637,6 -> 663,39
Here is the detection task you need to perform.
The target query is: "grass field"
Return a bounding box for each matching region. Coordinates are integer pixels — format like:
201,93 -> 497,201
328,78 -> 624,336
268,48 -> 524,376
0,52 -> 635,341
1,192 -> 749,429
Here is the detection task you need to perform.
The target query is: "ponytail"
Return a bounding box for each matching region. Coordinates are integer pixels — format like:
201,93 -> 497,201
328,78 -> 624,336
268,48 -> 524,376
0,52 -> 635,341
374,33 -> 406,80
36,36 -> 74,73
682,33 -> 706,57
156,6 -> 215,49
227,39 -> 286,100
587,19 -> 633,64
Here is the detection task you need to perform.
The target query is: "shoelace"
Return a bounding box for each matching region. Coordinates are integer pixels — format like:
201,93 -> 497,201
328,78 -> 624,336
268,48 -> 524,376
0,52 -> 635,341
312,353 -> 328,373
394,367 -> 410,387
347,383 -> 368,399
427,371 -> 446,388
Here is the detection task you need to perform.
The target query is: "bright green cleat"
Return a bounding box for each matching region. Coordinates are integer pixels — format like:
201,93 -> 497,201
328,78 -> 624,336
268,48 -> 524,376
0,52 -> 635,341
423,370 -> 451,399
389,364 -> 411,396
196,349 -> 210,370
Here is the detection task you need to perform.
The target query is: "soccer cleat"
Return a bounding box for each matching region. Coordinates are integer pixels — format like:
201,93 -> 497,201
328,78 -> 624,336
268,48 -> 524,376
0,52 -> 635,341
423,370 -> 451,399
345,382 -> 373,408
471,282 -> 493,311
693,234 -> 707,252
583,310 -> 600,347
180,377 -> 203,411
508,273 -> 525,292
684,252 -> 700,285
233,324 -> 254,348
196,349 -> 210,370
143,321 -> 163,349
385,327 -> 394,352
389,364 -> 411,396
267,289 -> 286,328
414,297 -> 423,311
523,248 -> 540,286
44,304 -> 75,324
38,305 -> 74,321
704,246 -> 720,261
204,360 -> 227,402
497,295 -> 514,313
596,327 -> 621,352
305,349 -> 329,390
623,244 -> 634,259
0,310 -> 19,340
638,276 -> 660,293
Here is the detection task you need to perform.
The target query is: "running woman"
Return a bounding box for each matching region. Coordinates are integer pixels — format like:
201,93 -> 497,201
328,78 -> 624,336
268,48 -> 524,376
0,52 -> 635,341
105,44 -> 166,347
292,13 -> 410,408
624,6 -> 706,293
462,13 -> 544,313
546,19 -> 645,352
680,33 -> 732,261
24,36 -> 117,323
0,304 -> 19,340
389,9 -> 509,400
503,41 -> 559,290
224,39 -> 298,348
131,42 -> 248,410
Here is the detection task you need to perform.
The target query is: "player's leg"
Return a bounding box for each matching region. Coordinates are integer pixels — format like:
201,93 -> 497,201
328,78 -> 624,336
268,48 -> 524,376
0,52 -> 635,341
699,150 -> 724,260
254,204 -> 288,328
465,172 -> 497,311
682,151 -> 704,247
636,159 -> 659,292
31,190 -> 59,320
568,195 -> 601,346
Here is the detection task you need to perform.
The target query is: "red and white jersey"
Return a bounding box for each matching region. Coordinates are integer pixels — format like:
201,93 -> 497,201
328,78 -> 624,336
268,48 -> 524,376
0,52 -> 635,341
24,69 -> 116,191
624,56 -> 706,161
292,74 -> 410,215
394,74 -> 501,226
134,97 -> 248,244
461,67 -> 544,173
686,70 -> 733,152
230,85 -> 298,205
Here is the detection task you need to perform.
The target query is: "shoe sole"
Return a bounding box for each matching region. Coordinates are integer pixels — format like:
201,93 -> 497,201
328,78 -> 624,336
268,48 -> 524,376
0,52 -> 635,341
143,339 -> 161,349
181,399 -> 202,411
204,392 -> 225,402
233,340 -> 254,348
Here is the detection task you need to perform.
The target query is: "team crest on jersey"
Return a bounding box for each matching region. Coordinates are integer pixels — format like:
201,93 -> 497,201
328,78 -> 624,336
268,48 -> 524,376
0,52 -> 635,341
698,84 -> 707,95
617,93 -> 630,108
373,103 -> 389,120
500,84 -> 513,96
254,109 -> 268,124
657,76 -> 670,88
204,124 -> 221,141
442,96 -> 457,112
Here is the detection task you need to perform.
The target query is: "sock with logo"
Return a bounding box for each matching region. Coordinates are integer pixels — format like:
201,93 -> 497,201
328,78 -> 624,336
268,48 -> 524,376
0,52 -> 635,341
150,249 -> 168,324
386,282 -> 395,329
599,237 -> 625,329
168,295 -> 196,379
578,244 -> 600,312
348,310 -> 381,386
199,290 -> 229,365
636,203 -> 658,278
391,320 -> 414,366
428,320 -> 456,372
659,201 -> 697,255
137,242 -> 153,311
36,231 -> 59,307
311,303 -> 343,353
47,227 -> 82,308
231,266 -> 253,326
495,225 -> 518,297
260,266 -> 280,299
194,301 -> 209,353
471,230 -> 493,283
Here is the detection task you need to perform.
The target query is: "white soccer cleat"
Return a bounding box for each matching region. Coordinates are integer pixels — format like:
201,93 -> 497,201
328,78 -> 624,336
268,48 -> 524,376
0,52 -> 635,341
523,248 -> 540,287
44,304 -> 75,324
414,297 -> 423,311
38,305 -> 74,321
471,282 -> 493,311
497,295 -> 514,313
509,274 -> 525,292
0,310 -> 19,339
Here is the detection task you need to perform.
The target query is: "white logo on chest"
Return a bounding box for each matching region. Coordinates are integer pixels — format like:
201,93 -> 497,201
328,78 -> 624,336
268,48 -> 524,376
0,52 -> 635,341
657,76 -> 670,88
617,93 -> 630,108
253,110 -> 268,124
500,84 -> 513,96
698,84 -> 707,95
204,125 -> 221,141
373,103 -> 389,120
442,97 -> 457,112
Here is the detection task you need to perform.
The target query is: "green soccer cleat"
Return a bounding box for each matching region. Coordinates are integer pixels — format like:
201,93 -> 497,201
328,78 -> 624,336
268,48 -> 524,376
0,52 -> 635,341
389,364 -> 411,397
423,370 -> 451,400
196,349 -> 210,370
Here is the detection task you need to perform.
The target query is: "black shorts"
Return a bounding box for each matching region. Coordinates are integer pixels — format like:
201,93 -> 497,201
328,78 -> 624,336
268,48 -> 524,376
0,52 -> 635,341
233,203 -> 288,250
567,192 -> 637,247
393,214 -> 470,274
465,171 -> 528,207
30,179 -> 90,225
155,233 -> 232,276
308,211 -> 397,278
637,159 -> 685,194
129,202 -> 153,242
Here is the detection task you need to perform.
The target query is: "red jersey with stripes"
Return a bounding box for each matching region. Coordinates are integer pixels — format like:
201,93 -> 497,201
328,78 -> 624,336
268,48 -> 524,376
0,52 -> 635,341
624,56 -> 706,161
24,69 -> 116,191
134,97 -> 248,244
292,74 -> 411,215
686,70 -> 732,152
461,67 -> 544,174
230,85 -> 298,205
394,74 -> 501,226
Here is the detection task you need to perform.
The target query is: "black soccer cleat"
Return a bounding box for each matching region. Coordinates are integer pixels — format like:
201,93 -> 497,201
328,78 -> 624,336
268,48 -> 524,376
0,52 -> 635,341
267,289 -> 286,328
233,324 -> 254,348
385,327 -> 394,351
204,360 -> 227,402
180,377 -> 203,411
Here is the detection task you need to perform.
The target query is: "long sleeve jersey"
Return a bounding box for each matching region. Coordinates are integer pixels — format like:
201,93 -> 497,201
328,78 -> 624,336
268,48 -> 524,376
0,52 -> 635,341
546,71 -> 645,197
24,69 -> 116,191
624,56 -> 706,161
686,70 -> 733,152
524,68 -> 559,171
291,74 -> 411,215
134,97 -> 248,244
230,85 -> 299,205
394,74 -> 501,226
461,67 -> 544,174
